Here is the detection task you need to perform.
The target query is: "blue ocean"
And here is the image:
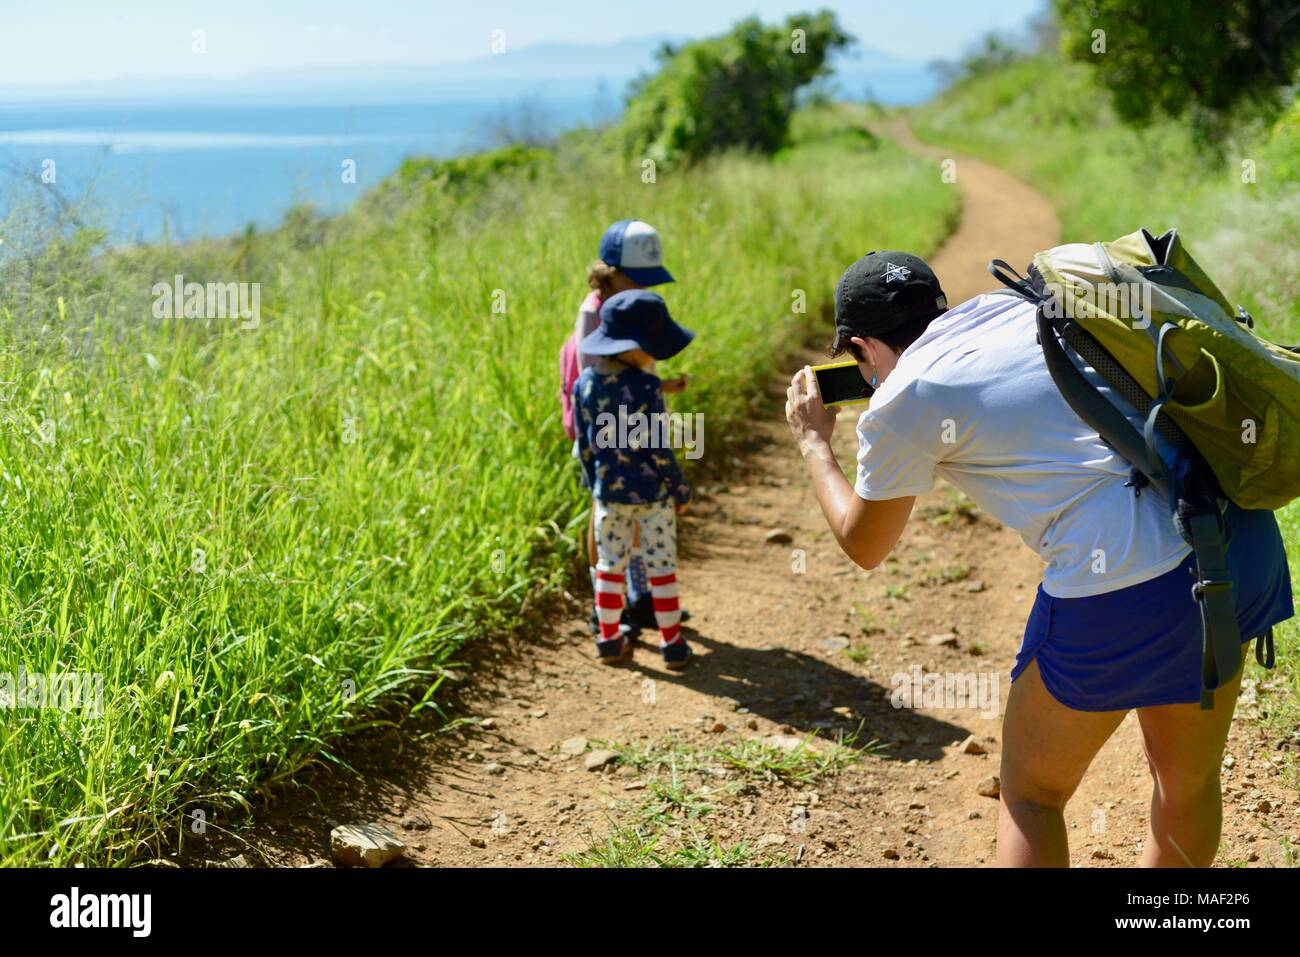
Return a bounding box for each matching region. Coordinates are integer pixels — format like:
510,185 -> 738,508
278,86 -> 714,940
0,66 -> 938,245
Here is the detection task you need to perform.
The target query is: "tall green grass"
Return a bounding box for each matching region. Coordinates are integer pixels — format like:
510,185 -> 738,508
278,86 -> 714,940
0,104 -> 957,865
912,58 -> 1300,741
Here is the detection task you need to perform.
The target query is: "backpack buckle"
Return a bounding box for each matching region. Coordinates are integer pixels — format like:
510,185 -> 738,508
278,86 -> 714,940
1123,468 -> 1150,497
1190,578 -> 1231,601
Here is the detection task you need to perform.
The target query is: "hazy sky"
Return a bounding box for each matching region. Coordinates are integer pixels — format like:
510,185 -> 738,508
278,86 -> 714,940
0,0 -> 1047,85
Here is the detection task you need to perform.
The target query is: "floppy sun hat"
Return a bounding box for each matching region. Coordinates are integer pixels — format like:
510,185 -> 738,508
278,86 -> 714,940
580,289 -> 694,360
599,219 -> 675,286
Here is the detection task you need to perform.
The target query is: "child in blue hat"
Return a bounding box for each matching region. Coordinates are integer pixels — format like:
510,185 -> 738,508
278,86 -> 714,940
560,220 -> 687,638
572,289 -> 695,669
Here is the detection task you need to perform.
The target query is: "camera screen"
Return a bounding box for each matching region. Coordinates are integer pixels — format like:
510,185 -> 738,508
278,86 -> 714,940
814,363 -> 874,405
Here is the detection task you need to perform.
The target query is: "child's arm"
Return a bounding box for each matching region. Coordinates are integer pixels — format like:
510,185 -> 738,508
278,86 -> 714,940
572,381 -> 597,489
575,301 -> 601,371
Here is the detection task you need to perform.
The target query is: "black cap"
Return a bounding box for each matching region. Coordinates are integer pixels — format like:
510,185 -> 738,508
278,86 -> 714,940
833,251 -> 947,344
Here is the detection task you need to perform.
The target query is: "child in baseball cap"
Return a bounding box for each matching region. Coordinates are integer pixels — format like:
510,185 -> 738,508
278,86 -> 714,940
572,290 -> 695,669
560,221 -> 686,641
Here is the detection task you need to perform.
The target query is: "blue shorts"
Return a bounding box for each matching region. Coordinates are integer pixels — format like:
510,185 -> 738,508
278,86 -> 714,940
1013,503 -> 1294,711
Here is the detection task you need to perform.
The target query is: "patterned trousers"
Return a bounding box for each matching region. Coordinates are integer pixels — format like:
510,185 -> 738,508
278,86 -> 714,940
593,499 -> 682,647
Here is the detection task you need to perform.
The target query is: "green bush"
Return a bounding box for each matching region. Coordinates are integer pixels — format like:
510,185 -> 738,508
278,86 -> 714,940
1053,0 -> 1300,143
619,10 -> 851,166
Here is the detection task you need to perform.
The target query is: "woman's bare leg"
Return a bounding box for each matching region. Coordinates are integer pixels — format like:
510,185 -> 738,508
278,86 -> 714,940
1135,645 -> 1247,867
997,659 -> 1128,866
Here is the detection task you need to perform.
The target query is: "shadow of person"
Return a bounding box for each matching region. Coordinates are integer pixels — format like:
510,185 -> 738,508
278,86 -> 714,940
627,624 -> 984,764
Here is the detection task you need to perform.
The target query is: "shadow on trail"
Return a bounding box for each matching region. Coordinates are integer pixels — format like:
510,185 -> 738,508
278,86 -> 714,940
628,624 -> 977,764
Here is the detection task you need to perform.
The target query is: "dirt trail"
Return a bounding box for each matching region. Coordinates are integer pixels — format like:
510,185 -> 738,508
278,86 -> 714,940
206,122 -> 1298,868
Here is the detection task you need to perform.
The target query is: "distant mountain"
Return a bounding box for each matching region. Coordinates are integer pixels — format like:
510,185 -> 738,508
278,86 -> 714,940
0,35 -> 683,104
0,34 -> 931,106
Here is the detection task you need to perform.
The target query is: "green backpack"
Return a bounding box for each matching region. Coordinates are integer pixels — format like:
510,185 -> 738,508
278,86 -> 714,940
989,228 -> 1300,708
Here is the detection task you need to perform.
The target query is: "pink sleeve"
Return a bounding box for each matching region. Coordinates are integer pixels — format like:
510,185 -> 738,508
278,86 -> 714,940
575,292 -> 602,370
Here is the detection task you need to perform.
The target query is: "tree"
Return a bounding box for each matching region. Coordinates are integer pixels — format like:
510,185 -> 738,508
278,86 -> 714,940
1054,0 -> 1300,138
618,10 -> 853,165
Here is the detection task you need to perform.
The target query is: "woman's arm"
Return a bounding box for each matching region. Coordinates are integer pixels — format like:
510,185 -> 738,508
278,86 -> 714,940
786,366 -> 913,569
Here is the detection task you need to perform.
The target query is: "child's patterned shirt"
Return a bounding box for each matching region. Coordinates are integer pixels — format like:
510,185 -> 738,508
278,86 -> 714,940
572,361 -> 691,507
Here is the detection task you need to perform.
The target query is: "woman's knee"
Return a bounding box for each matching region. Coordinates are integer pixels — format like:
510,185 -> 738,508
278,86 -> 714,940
999,754 -> 1079,810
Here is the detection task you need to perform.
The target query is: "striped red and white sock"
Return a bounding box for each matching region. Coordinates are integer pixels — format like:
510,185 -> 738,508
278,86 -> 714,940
650,572 -> 682,646
594,570 -> 626,641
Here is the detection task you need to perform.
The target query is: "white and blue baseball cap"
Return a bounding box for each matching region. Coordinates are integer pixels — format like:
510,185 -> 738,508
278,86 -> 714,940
598,219 -> 674,286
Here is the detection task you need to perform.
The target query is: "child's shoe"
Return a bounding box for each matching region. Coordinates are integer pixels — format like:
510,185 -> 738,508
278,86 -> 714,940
661,640 -> 691,671
597,635 -> 634,665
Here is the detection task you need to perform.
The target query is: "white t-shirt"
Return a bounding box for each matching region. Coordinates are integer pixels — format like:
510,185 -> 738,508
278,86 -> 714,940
853,291 -> 1191,598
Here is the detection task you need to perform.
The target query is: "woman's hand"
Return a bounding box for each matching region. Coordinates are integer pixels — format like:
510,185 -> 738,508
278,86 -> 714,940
786,366 -> 835,449
662,375 -> 688,394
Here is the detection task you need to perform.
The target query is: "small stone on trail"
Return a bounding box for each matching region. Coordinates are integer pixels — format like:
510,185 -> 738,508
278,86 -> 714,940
484,762 -> 505,776
763,734 -> 821,753
820,636 -> 850,653
708,721 -> 727,734
330,823 -> 406,868
585,749 -> 618,771
469,837 -> 487,849
746,717 -> 759,730
976,775 -> 1001,798
402,815 -> 431,832
529,709 -> 547,718
479,718 -> 496,729
764,528 -> 793,545
926,633 -> 959,648
882,848 -> 900,860
959,735 -> 986,755
560,736 -> 588,756
757,833 -> 786,848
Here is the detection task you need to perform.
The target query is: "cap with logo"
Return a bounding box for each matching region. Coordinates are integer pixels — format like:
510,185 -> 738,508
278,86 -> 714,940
580,289 -> 694,361
599,219 -> 674,287
833,250 -> 947,343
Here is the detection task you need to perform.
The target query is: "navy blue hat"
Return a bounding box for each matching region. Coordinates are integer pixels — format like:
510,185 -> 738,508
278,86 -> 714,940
599,219 -> 674,286
580,289 -> 694,360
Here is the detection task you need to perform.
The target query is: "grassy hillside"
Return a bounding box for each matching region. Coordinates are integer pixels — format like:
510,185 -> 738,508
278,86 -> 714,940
0,104 -> 957,865
912,58 -> 1300,748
